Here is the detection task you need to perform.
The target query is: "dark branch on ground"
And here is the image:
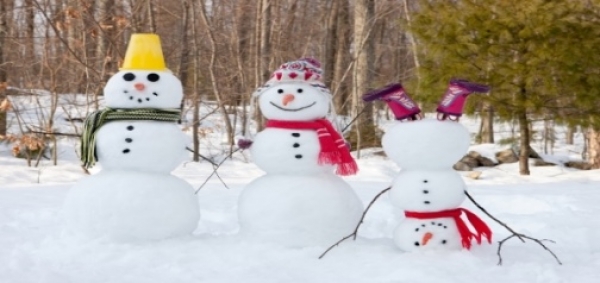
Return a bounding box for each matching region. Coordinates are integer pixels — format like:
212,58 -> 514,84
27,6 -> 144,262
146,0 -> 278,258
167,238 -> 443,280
465,191 -> 562,265
319,186 -> 391,259
194,148 -> 241,193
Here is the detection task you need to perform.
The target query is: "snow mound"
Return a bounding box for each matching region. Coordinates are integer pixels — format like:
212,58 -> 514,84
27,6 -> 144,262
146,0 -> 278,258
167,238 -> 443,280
62,171 -> 200,241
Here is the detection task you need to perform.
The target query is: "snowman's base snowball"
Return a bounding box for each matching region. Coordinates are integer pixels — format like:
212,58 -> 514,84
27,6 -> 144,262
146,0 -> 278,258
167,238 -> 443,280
238,173 -> 363,247
63,171 -> 200,241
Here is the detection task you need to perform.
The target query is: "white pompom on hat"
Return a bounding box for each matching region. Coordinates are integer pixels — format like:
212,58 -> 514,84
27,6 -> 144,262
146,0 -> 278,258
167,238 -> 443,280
253,57 -> 332,97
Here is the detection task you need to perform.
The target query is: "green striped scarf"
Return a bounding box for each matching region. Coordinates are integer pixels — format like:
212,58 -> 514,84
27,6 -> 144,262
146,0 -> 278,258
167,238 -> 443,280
80,107 -> 182,169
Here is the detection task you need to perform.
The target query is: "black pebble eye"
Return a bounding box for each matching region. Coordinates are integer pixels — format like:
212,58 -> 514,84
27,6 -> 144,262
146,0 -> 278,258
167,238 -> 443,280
423,180 -> 428,183
297,88 -> 303,93
123,73 -> 135,81
147,73 -> 160,82
277,89 -> 284,94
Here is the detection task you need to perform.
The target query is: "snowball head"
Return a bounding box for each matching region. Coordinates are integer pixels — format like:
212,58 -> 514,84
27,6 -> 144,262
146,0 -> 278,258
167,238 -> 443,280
63,171 -> 200,241
238,173 -> 363,247
393,218 -> 462,252
250,128 -> 335,174
258,82 -> 330,121
95,121 -> 188,173
389,170 -> 466,212
104,70 -> 183,109
382,118 -> 470,170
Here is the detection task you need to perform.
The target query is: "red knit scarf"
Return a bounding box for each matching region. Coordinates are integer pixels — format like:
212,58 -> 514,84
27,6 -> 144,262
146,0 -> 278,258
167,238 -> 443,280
265,119 -> 358,176
404,208 -> 492,250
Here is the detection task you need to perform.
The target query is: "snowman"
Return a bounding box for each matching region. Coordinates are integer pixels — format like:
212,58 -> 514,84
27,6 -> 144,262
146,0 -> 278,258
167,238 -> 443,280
363,80 -> 492,251
237,58 -> 364,247
62,34 -> 200,241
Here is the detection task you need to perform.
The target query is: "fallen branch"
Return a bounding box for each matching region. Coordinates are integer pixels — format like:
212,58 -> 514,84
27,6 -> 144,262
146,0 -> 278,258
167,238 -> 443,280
26,130 -> 80,137
465,191 -> 562,265
319,186 -> 391,259
194,148 -> 241,194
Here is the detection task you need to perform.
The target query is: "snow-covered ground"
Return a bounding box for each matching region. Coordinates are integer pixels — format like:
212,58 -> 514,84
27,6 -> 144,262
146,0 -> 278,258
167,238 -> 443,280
1,93 -> 599,282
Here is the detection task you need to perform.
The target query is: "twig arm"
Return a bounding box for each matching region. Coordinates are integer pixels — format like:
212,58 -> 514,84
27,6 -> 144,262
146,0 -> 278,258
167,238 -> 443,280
319,186 -> 391,259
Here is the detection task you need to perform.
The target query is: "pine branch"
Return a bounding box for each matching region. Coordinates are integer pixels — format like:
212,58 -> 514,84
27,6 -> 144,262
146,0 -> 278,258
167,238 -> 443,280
319,186 -> 391,259
465,191 -> 562,265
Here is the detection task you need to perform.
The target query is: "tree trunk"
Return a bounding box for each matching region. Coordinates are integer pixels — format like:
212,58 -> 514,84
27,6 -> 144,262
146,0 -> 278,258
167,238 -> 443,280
480,101 -> 494,143
402,0 -> 420,95
146,0 -> 156,33
198,0 -> 234,146
234,0 -> 252,136
254,0 -> 271,132
349,0 -> 377,157
190,0 -> 201,161
566,125 -> 575,145
95,0 -> 116,96
323,0 -> 338,87
332,0 -> 350,115
588,127 -> 600,169
517,86 -> 530,175
0,0 -> 7,136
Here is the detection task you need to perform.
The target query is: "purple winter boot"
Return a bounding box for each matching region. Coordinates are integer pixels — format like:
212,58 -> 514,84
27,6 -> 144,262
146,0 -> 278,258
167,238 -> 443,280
363,83 -> 422,121
436,79 -> 490,121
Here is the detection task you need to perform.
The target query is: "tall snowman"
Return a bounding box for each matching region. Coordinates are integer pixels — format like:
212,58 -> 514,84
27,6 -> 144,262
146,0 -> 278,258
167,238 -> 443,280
363,80 -> 492,251
237,58 -> 364,247
63,34 -> 200,241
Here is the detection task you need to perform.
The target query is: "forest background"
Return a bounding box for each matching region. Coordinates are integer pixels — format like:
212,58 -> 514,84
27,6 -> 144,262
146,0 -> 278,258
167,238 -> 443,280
1,0 -> 599,175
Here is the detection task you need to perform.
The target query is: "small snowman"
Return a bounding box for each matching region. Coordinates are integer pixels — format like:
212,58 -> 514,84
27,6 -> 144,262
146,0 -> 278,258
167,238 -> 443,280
363,80 -> 492,251
62,34 -> 200,241
237,58 -> 363,247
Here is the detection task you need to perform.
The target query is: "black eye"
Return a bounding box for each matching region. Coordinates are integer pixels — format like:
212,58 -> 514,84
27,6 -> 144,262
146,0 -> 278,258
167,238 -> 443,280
277,89 -> 284,94
147,73 -> 160,82
297,88 -> 303,93
123,73 -> 135,81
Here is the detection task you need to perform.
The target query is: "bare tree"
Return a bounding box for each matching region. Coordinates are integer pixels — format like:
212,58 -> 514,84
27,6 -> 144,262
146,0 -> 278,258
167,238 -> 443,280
588,127 -> 600,169
349,0 -> 377,156
0,0 -> 8,136
197,0 -> 235,147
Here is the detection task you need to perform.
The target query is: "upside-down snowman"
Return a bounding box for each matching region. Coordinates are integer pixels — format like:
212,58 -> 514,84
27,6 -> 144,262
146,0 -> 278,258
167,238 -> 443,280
237,58 -> 363,247
62,34 -> 199,241
363,80 -> 492,251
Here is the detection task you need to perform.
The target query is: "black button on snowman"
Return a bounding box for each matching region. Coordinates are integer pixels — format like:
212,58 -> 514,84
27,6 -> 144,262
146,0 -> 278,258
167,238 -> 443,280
363,80 -> 493,251
237,58 -> 363,247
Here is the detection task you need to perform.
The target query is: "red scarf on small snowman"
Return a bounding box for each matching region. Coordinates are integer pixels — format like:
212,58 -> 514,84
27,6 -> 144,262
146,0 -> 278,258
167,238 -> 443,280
405,208 -> 492,250
265,119 -> 358,176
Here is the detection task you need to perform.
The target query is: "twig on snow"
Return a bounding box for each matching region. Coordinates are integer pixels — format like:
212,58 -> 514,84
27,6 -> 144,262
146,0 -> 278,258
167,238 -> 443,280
319,186 -> 391,259
194,148 -> 241,194
465,191 -> 562,265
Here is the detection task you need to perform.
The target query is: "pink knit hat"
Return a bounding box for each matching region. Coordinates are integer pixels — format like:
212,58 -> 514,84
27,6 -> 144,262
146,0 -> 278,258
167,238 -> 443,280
253,58 -> 331,97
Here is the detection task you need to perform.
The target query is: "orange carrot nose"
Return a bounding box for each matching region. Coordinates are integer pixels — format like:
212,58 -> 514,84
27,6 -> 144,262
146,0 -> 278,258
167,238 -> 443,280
421,232 -> 433,246
134,83 -> 145,91
282,94 -> 295,106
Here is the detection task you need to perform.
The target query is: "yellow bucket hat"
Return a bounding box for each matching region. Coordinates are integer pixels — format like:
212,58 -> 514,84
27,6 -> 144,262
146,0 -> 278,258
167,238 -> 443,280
120,33 -> 167,71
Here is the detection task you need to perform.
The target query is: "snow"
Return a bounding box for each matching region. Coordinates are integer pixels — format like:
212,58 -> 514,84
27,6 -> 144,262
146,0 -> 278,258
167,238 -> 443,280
95,121 -> 189,172
62,171 -> 200,241
257,82 -> 331,121
382,118 -> 471,169
104,70 -> 183,109
240,76 -> 362,247
250,128 -> 334,174
383,117 -> 479,251
1,94 -> 600,282
238,173 -> 363,247
389,170 -> 466,212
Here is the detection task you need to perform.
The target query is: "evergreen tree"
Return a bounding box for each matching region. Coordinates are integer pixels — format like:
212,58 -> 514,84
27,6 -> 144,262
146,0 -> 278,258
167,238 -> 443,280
410,0 -> 600,174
